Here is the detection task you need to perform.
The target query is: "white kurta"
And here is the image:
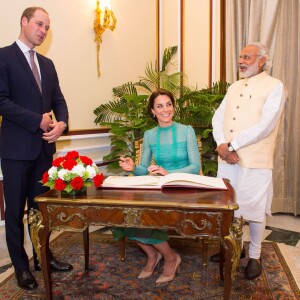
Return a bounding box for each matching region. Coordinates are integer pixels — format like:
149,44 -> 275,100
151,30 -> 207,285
212,73 -> 287,222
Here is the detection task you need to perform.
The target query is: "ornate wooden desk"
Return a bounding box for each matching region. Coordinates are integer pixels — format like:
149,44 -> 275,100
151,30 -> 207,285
29,181 -> 243,300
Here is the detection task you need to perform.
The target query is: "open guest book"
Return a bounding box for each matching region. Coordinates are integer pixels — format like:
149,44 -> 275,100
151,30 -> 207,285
102,173 -> 228,190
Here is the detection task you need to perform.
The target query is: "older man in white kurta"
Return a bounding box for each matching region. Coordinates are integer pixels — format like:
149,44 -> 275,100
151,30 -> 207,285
212,43 -> 287,280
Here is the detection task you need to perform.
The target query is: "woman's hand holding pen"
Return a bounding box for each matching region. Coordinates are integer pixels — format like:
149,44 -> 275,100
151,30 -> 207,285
119,156 -> 135,172
148,165 -> 168,176
119,156 -> 168,175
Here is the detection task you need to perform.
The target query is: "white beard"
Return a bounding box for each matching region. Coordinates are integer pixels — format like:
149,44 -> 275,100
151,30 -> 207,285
239,63 -> 260,78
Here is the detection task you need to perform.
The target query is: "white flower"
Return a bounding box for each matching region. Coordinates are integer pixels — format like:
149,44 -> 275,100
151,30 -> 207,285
86,165 -> 97,178
48,166 -> 58,179
58,169 -> 69,180
72,163 -> 86,176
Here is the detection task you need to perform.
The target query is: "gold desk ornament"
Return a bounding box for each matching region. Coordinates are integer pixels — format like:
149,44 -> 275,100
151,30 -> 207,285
93,0 -> 117,77
224,216 -> 245,279
124,208 -> 142,226
28,208 -> 45,268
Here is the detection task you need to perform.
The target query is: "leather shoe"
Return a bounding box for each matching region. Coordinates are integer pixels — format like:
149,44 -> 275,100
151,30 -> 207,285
210,246 -> 246,262
34,257 -> 73,272
245,258 -> 262,280
15,269 -> 38,290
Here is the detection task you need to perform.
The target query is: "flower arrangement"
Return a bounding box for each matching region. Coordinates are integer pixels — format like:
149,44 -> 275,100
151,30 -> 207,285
41,151 -> 104,194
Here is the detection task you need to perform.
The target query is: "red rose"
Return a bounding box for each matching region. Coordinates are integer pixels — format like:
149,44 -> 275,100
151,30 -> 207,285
62,159 -> 77,170
42,171 -> 49,184
65,151 -> 79,160
70,176 -> 84,190
52,157 -> 64,167
93,173 -> 104,188
54,178 -> 67,191
80,156 -> 93,166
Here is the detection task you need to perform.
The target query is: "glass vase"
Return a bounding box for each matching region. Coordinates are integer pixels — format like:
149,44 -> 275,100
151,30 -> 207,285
61,187 -> 87,197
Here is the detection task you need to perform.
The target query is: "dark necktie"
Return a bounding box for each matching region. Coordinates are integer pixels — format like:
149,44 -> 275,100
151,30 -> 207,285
29,50 -> 42,93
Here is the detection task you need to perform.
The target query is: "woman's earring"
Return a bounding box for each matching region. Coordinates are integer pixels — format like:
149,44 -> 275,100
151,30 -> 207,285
153,114 -> 156,117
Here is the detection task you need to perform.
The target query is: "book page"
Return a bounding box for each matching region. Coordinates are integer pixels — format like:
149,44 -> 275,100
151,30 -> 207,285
102,174 -> 227,190
159,173 -> 227,190
103,175 -> 160,187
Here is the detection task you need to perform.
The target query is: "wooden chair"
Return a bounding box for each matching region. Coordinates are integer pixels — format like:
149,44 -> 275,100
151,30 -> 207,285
118,136 -> 211,267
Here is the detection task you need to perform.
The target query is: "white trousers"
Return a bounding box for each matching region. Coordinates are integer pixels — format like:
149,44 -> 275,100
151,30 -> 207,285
218,163 -> 271,258
248,215 -> 266,259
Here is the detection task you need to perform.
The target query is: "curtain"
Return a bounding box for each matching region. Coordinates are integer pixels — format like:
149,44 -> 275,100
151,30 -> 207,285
225,0 -> 300,215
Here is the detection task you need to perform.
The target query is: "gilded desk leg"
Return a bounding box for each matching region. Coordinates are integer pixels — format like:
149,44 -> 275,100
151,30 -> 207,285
224,217 -> 245,279
223,217 -> 245,300
29,208 -> 44,266
83,227 -> 89,270
29,208 -> 52,300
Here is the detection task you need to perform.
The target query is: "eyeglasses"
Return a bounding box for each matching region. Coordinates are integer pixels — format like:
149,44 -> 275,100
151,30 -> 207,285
239,54 -> 261,60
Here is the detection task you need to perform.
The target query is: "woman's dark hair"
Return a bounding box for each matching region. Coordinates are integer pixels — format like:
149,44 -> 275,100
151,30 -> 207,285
147,89 -> 175,120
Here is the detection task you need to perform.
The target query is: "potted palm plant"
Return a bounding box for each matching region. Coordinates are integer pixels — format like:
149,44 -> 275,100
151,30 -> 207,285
94,46 -> 228,176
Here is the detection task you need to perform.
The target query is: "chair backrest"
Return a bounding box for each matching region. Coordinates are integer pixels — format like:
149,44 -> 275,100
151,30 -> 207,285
134,136 -> 203,175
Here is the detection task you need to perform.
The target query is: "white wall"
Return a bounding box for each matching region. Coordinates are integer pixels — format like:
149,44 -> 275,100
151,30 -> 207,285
184,0 -> 210,88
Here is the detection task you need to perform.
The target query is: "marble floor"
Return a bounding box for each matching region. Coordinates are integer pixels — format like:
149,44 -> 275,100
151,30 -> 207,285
0,213 -> 300,287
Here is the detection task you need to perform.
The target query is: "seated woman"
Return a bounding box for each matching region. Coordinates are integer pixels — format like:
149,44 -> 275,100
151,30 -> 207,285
115,88 -> 201,283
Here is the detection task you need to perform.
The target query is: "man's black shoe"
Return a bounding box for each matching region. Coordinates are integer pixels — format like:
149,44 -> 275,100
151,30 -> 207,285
15,269 -> 38,290
34,257 -> 73,272
245,258 -> 262,280
210,246 -> 246,262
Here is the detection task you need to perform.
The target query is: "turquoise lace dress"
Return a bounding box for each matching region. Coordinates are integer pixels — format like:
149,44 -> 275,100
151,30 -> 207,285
112,122 -> 201,244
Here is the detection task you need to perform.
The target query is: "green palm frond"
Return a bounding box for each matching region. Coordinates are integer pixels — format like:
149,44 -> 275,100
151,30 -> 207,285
112,82 -> 139,98
161,46 -> 178,72
159,72 -> 183,94
135,80 -> 154,94
93,99 -> 127,124
201,81 -> 230,95
140,62 -> 160,90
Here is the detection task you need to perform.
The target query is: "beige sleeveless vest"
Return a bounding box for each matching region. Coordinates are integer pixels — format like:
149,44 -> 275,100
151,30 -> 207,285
223,71 -> 282,169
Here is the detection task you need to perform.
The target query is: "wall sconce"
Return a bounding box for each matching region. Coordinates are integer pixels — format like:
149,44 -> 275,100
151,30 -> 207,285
94,0 -> 117,77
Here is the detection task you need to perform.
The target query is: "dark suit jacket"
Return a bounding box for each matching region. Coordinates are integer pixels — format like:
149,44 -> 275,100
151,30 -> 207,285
0,42 -> 68,160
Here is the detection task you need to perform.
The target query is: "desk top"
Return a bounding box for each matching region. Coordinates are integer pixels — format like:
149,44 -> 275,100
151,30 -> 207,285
36,180 -> 237,211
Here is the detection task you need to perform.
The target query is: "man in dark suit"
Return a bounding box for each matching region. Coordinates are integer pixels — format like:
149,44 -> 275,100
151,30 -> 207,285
0,7 -> 73,290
